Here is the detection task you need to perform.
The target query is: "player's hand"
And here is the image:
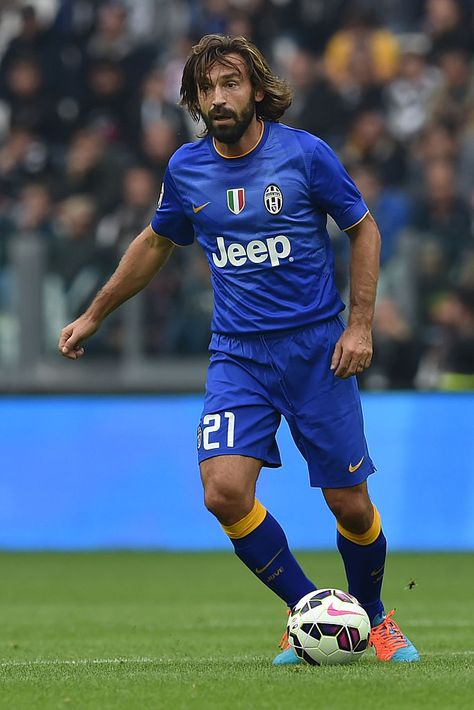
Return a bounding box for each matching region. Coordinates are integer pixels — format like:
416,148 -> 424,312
58,315 -> 99,360
330,325 -> 372,379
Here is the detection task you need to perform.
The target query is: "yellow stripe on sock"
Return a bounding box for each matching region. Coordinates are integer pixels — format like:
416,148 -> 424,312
337,505 -> 381,545
221,499 -> 267,539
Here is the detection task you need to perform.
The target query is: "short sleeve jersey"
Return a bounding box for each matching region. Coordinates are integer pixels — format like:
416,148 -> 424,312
151,121 -> 368,335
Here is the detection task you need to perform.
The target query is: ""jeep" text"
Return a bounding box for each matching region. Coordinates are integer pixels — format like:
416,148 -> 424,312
212,235 -> 291,268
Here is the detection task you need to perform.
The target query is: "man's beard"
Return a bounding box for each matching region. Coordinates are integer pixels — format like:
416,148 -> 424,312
203,97 -> 256,144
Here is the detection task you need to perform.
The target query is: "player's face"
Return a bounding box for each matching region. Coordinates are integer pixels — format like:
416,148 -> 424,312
198,54 -> 263,144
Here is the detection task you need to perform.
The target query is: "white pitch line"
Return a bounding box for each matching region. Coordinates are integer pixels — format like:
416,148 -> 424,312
0,652 -> 473,669
406,620 -> 474,628
424,651 -> 474,657
0,657 -> 157,669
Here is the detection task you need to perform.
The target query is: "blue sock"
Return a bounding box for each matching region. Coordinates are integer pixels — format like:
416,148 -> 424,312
336,506 -> 386,624
223,500 -> 316,609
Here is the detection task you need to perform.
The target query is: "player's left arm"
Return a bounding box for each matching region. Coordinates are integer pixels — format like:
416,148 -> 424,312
331,212 -> 381,379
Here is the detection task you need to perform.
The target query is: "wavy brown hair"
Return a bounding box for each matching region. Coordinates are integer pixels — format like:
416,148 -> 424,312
180,35 -> 292,127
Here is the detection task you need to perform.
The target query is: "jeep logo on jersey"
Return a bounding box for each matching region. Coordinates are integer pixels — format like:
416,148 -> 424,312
264,184 -> 283,214
212,235 -> 291,268
227,188 -> 245,214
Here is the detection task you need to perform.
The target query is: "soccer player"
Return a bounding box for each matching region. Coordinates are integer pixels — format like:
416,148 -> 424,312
59,34 -> 419,664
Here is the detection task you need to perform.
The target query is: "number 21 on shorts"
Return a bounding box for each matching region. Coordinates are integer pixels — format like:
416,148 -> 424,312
200,411 -> 235,450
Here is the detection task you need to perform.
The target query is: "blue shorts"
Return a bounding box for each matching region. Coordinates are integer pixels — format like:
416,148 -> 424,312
197,318 -> 375,488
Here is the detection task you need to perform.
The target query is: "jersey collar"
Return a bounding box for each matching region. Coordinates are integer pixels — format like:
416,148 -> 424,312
209,120 -> 270,162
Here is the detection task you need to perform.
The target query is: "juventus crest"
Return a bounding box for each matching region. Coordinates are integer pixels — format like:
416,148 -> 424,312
264,184 -> 283,214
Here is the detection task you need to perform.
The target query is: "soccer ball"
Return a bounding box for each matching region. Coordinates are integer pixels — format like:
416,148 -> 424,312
287,589 -> 370,666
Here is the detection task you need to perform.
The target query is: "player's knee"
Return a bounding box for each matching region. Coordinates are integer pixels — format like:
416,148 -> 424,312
204,482 -> 252,525
338,507 -> 373,534
203,487 -> 228,518
325,489 -> 374,534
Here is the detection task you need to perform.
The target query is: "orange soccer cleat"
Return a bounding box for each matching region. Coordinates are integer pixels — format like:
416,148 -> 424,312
272,609 -> 303,666
369,610 -> 419,662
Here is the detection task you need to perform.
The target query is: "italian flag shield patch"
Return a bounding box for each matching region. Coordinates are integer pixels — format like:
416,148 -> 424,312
227,188 -> 245,214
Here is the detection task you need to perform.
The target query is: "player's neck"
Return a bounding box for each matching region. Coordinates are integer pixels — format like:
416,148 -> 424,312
213,118 -> 264,159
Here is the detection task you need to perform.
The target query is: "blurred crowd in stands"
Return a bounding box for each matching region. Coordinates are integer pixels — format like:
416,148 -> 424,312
0,0 -> 473,389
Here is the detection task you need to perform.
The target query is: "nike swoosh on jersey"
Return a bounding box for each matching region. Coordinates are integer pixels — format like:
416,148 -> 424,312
192,201 -> 210,213
327,603 -> 365,617
255,547 -> 284,574
348,456 -> 364,473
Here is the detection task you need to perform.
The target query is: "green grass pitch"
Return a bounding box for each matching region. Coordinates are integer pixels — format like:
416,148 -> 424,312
0,552 -> 473,710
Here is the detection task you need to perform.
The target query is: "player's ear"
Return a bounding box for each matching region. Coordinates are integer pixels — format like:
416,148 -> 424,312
255,86 -> 264,103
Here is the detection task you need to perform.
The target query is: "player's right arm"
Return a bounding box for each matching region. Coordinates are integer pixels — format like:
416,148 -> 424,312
58,225 -> 174,359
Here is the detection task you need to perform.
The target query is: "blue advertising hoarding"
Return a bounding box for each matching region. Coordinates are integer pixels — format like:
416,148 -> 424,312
0,393 -> 472,550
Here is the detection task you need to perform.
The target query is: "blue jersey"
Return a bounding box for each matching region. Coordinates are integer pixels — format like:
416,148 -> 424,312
151,121 -> 368,335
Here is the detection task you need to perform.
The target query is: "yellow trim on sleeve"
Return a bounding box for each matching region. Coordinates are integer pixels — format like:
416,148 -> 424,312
337,504 -> 381,545
221,499 -> 267,539
342,210 -> 370,232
